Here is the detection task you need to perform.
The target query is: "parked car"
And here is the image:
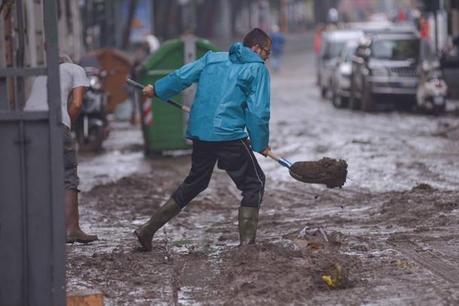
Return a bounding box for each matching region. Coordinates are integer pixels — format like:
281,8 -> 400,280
317,29 -> 363,98
330,41 -> 358,108
350,29 -> 421,111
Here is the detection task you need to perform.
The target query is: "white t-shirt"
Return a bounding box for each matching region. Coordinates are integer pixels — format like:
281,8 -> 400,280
25,63 -> 90,128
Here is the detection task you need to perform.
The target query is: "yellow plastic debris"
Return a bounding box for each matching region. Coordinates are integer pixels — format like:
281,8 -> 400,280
321,263 -> 344,289
321,275 -> 335,287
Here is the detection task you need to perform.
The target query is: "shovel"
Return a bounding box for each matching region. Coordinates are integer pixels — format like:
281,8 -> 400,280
126,78 -> 347,187
126,78 -> 190,112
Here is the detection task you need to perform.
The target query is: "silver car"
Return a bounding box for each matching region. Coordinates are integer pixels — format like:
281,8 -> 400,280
331,41 -> 358,108
317,30 -> 363,99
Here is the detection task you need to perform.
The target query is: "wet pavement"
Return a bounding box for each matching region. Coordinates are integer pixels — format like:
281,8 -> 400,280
77,121 -> 149,192
67,33 -> 459,305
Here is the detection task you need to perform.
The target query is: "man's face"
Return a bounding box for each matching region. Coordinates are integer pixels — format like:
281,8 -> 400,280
253,41 -> 272,61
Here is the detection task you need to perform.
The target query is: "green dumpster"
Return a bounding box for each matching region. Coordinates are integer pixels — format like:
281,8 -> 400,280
140,34 -> 218,155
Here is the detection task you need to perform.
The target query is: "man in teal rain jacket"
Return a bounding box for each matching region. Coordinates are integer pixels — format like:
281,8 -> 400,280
135,28 -> 272,250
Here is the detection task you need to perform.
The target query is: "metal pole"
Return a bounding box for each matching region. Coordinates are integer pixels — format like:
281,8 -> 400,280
4,2 -> 15,110
0,1 -> 8,110
43,0 -> 66,304
15,1 -> 29,302
26,0 -> 38,67
15,0 -> 26,110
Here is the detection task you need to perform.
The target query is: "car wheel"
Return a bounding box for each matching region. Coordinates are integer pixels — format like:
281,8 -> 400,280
433,104 -> 446,115
332,90 -> 346,108
332,92 -> 343,108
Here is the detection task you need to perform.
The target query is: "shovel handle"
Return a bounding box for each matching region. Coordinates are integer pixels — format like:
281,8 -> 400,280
266,150 -> 293,168
126,78 -> 144,90
126,78 -> 191,112
167,99 -> 191,113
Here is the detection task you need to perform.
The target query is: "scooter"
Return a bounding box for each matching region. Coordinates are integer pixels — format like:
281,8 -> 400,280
74,67 -> 110,152
417,68 -> 448,114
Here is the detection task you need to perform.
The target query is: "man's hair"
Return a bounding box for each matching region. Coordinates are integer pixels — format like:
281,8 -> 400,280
243,28 -> 272,49
59,53 -> 73,64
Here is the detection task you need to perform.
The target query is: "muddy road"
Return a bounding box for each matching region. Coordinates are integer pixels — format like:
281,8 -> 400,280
67,34 -> 459,305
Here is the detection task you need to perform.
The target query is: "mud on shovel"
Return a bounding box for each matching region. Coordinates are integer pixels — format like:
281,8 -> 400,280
126,78 -> 348,188
265,150 -> 347,188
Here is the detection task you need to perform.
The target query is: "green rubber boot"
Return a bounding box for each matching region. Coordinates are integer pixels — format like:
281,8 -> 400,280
134,198 -> 181,251
238,207 -> 259,245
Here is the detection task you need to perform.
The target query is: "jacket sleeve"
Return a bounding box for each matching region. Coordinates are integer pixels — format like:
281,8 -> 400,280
154,51 -> 210,101
245,64 -> 270,153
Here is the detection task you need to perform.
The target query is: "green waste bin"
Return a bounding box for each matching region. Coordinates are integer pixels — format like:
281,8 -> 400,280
140,34 -> 218,155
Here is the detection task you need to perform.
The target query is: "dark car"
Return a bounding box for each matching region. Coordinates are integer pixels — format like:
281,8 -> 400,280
349,30 -> 421,111
317,30 -> 363,98
440,35 -> 459,99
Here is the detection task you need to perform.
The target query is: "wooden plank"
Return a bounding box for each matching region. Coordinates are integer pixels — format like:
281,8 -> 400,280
67,290 -> 104,306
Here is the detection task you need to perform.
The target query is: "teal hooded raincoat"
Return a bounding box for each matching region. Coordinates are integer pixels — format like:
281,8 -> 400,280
154,42 -> 270,153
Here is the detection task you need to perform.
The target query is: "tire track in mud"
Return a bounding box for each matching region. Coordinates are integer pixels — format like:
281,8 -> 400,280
388,238 -> 459,285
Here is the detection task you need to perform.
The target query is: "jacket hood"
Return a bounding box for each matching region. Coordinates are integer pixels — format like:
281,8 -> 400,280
229,42 -> 264,64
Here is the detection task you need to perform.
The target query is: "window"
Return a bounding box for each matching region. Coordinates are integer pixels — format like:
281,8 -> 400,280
371,39 -> 420,61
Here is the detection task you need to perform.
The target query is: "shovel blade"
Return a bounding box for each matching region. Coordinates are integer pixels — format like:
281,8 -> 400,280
288,158 -> 348,188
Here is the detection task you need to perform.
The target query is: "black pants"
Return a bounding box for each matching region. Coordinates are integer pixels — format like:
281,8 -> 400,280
172,138 -> 265,208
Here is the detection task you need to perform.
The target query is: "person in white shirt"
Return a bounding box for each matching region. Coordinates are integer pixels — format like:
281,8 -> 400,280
26,54 -> 98,243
